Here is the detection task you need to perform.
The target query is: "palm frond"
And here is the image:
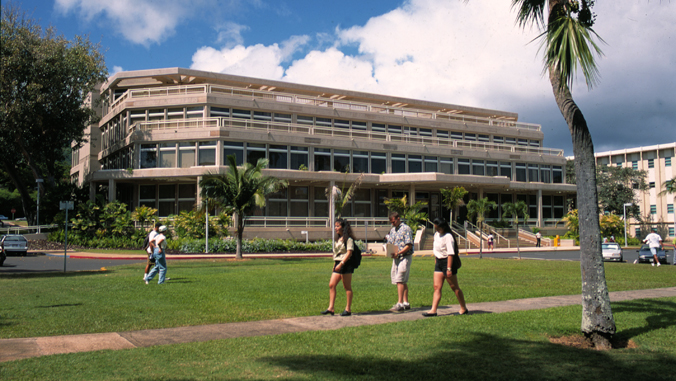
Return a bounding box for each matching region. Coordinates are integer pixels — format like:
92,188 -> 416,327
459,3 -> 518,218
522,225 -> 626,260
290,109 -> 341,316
511,0 -> 547,28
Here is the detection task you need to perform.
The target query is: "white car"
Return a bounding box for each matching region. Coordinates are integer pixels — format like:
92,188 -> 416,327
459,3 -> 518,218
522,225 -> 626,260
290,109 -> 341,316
601,243 -> 623,262
1,234 -> 28,256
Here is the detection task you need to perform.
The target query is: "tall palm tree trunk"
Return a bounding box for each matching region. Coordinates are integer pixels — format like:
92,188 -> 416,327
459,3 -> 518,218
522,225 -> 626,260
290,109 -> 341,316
236,212 -> 244,260
549,68 -> 615,347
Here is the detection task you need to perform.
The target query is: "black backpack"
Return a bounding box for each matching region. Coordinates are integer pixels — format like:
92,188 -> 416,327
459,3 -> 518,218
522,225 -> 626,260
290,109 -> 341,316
347,239 -> 362,268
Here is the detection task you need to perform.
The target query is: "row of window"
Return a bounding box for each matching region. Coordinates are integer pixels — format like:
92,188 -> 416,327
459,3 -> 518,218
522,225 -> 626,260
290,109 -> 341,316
100,105 -> 543,151
635,227 -> 675,237
650,204 -> 674,215
605,157 -> 673,170
125,141 -> 564,183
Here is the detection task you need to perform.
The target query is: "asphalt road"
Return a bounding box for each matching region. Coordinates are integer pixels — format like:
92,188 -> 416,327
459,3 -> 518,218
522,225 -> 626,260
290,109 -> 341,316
480,248 -> 674,264
0,254 -> 144,274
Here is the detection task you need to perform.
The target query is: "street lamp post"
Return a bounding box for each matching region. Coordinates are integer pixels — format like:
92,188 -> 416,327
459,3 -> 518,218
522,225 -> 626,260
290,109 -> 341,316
36,179 -> 44,234
623,203 -> 633,248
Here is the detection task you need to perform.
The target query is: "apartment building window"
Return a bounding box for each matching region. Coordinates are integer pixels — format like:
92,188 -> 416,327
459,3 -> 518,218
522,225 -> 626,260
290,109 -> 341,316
297,115 -> 313,126
505,137 -> 517,145
669,227 -> 675,237
649,182 -> 655,189
451,131 -> 463,140
334,119 -> 350,130
464,133 -> 476,141
139,185 -> 156,208
148,109 -> 164,121
178,184 -> 197,212
516,163 -> 527,182
650,204 -> 656,214
667,204 -> 673,214
486,161 -> 498,176
159,143 -> 176,168
253,111 -> 272,122
290,146 -> 308,170
528,164 -> 539,182
540,165 -> 551,183
198,141 -> 217,166
648,158 -> 654,168
666,157 -> 672,167
420,128 -> 433,137
472,160 -> 485,176
529,140 -> 540,147
371,152 -> 387,174
425,156 -> 438,172
167,108 -> 184,120
500,162 -> 512,180
140,144 -> 157,168
232,109 -> 251,119
246,143 -> 266,166
392,154 -> 406,173
316,117 -> 332,129
371,123 -> 386,136
493,136 -> 504,144
632,161 -> 638,170
518,139 -> 528,146
334,149 -> 350,172
186,107 -> 203,119
210,106 -> 230,118
267,189 -> 287,217
352,121 -> 367,131
440,157 -> 453,174
457,159 -> 471,175
353,189 -> 372,217
554,196 -> 565,218
177,142 -> 195,168
314,187 -> 328,217
290,186 -> 309,217
314,148 -> 331,171
478,134 -> 490,142
635,227 -> 641,237
269,144 -> 288,169
274,113 -> 292,124
553,166 -> 563,183
436,130 -> 449,139
408,155 -> 422,173
158,185 -> 176,216
353,151 -> 369,173
389,125 -> 402,135
223,142 -> 244,165
404,126 -> 418,136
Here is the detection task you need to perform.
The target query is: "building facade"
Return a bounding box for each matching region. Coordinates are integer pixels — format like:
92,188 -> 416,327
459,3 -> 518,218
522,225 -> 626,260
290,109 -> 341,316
595,143 -> 676,240
71,68 -> 575,239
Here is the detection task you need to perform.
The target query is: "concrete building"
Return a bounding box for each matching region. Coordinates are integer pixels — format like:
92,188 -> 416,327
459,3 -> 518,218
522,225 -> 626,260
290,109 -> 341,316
595,143 -> 676,240
71,67 -> 575,240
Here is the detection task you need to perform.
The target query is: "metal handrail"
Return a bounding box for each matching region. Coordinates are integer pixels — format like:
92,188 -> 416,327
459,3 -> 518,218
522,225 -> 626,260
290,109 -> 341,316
105,83 -> 542,132
127,117 -> 564,157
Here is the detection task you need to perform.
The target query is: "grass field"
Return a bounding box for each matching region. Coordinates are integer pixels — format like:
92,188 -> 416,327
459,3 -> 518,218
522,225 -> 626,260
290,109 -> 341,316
2,257 -> 675,380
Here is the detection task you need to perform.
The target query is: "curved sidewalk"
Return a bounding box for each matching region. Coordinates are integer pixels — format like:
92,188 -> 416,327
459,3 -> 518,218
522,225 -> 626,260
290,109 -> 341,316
2,287 -> 675,362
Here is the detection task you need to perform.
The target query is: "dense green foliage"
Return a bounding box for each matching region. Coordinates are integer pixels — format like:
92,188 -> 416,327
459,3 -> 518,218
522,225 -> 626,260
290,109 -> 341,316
384,194 -> 428,234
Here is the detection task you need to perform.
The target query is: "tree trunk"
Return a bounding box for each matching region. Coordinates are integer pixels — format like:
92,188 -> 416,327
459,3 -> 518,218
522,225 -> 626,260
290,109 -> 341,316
516,221 -> 521,260
549,68 -> 616,347
236,213 -> 244,260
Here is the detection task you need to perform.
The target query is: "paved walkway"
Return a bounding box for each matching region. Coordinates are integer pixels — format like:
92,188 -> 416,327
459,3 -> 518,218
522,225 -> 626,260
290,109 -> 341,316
3,287 -> 675,362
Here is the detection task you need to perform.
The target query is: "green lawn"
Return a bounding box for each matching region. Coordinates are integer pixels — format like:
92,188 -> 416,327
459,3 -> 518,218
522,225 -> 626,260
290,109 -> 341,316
1,257 -> 674,339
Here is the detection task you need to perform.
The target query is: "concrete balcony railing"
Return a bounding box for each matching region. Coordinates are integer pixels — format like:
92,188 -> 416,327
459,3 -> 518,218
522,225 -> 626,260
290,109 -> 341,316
105,84 -> 542,132
128,117 -> 564,157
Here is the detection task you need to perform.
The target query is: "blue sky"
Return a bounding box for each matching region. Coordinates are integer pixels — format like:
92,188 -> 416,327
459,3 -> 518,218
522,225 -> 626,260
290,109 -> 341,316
14,0 -> 676,156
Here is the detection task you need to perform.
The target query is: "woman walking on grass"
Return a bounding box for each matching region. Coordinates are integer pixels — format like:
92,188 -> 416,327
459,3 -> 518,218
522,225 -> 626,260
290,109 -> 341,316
422,218 -> 468,317
321,218 -> 356,317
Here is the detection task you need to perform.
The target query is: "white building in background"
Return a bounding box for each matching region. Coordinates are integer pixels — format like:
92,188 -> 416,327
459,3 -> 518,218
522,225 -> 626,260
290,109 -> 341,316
71,67 -> 576,240
595,143 -> 676,240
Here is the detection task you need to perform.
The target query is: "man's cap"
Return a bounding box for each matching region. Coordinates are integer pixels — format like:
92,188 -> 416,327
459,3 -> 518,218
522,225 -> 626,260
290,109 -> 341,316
159,225 -> 167,232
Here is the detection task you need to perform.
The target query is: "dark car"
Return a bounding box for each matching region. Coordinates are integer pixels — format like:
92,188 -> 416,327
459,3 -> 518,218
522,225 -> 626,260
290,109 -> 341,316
636,244 -> 668,264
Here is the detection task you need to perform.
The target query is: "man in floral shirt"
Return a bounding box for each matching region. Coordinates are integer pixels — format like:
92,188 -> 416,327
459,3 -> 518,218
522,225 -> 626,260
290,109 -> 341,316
387,212 -> 414,312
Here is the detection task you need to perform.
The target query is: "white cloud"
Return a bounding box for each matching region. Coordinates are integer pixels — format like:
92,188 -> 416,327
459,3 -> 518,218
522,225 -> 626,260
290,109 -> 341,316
55,0 -> 188,46
110,66 -> 124,76
216,22 -> 249,48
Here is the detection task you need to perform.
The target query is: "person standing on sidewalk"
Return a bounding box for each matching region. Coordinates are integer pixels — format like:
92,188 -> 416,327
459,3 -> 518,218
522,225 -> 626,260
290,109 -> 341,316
321,218 -> 356,317
146,225 -> 169,284
535,231 -> 542,248
387,212 -> 414,312
143,223 -> 162,282
422,218 -> 468,317
643,228 -> 663,266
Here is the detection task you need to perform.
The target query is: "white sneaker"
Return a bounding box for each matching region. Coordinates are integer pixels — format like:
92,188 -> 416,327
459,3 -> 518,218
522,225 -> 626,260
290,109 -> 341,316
403,302 -> 411,310
633,259 -> 638,264
652,262 -> 655,266
389,303 -> 404,312
145,280 -> 149,284
657,262 -> 661,267
143,274 -> 148,281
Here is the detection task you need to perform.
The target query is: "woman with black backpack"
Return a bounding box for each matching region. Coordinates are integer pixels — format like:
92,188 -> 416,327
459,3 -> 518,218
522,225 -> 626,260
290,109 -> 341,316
422,218 -> 468,317
321,218 -> 356,317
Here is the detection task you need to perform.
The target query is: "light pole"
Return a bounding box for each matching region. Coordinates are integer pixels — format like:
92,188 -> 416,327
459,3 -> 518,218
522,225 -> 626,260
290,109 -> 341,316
36,179 -> 44,234
623,203 -> 633,248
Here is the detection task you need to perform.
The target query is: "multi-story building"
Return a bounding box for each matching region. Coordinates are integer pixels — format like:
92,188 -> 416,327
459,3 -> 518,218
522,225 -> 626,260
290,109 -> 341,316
595,143 -> 676,240
71,67 -> 575,240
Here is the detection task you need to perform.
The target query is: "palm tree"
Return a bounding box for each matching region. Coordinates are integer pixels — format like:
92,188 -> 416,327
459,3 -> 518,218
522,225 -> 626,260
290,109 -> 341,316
510,0 -> 614,348
441,186 -> 468,224
466,197 -> 497,259
199,155 -> 288,259
502,201 -> 530,260
658,177 -> 676,196
384,194 -> 428,235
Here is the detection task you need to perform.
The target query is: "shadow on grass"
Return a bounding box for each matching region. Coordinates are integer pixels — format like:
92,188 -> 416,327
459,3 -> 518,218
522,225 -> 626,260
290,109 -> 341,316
36,303 -> 84,308
262,332 -> 676,381
0,269 -> 113,279
611,299 -> 676,341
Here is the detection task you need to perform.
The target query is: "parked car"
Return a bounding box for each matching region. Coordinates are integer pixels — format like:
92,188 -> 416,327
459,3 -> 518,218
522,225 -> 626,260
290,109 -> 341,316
636,244 -> 668,264
602,243 -> 623,262
1,234 -> 28,256
0,215 -> 8,220
15,217 -> 26,221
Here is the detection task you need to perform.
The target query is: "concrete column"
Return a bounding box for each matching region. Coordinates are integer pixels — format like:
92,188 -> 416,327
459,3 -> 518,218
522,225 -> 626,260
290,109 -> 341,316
409,183 -> 415,206
329,180 -> 335,241
108,179 -> 116,203
196,176 -> 203,205
537,189 -> 543,228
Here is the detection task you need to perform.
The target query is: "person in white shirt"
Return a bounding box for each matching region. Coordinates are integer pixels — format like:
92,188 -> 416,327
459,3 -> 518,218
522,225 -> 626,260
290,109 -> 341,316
422,218 -> 468,317
535,231 -> 542,247
146,225 -> 169,283
643,229 -> 663,267
143,223 -> 161,281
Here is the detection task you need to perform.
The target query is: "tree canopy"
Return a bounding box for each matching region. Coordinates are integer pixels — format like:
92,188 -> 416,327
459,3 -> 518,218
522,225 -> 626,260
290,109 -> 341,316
1,4 -> 107,221
596,165 -> 647,218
